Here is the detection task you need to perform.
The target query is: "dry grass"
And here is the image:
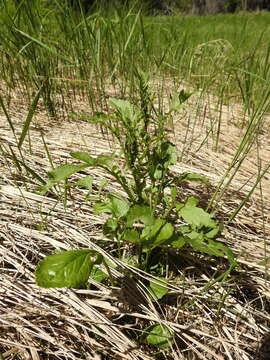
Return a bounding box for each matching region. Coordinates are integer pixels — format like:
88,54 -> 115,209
1,85 -> 270,360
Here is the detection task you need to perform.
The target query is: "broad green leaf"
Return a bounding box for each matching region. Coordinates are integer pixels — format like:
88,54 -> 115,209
179,201 -> 214,228
161,141 -> 177,166
48,164 -> 88,182
109,98 -> 137,122
103,218 -> 118,238
185,196 -> 199,207
142,219 -> 174,247
93,201 -> 112,215
141,219 -> 165,241
188,236 -> 236,265
109,195 -> 130,218
70,152 -> 115,170
39,164 -> 89,194
171,236 -> 186,248
145,324 -> 173,348
76,175 -> 93,190
154,222 -> 174,246
178,172 -> 209,184
205,226 -> 220,239
70,152 -> 95,165
149,278 -> 168,300
36,249 -> 97,288
122,229 -> 140,243
126,205 -> 154,227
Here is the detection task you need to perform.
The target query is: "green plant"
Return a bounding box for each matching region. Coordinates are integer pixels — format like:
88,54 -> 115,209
35,74 -> 236,289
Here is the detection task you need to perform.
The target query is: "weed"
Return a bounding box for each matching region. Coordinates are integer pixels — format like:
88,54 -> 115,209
35,73 -> 236,291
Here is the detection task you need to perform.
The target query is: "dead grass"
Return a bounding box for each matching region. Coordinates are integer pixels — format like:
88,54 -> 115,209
1,85 -> 270,360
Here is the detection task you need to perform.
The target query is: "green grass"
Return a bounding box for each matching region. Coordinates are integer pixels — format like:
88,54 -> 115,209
1,2 -> 270,114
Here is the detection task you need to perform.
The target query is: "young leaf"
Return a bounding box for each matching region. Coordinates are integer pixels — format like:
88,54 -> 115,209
178,172 -> 209,184
76,175 -> 93,190
178,199 -> 214,228
70,151 -> 96,165
145,324 -> 173,348
103,218 -> 118,238
149,278 -> 168,300
109,194 -> 130,218
90,266 -> 108,283
93,201 -> 112,215
36,249 -> 98,288
126,205 -> 154,227
48,164 -> 88,182
171,236 -> 186,249
109,97 -> 137,124
122,229 -> 140,243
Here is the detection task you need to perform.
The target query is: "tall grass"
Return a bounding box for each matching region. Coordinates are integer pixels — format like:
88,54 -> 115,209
0,0 -> 270,208
1,2 -> 270,109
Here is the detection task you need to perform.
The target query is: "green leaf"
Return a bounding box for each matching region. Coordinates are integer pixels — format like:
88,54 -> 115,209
149,278 -> 168,300
145,324 -> 173,348
90,267 -> 108,283
171,236 -> 186,248
154,222 -> 174,246
109,98 -> 137,123
18,86 -> 42,148
103,218 -> 119,238
141,219 -> 174,247
39,163 -> 89,194
122,229 -> 140,243
179,199 -> 214,228
178,172 -> 209,184
126,205 -> 154,227
36,249 -> 98,288
76,175 -> 93,190
178,89 -> 193,104
70,152 -> 96,165
188,235 -> 236,265
48,164 -> 88,182
109,195 -> 130,218
169,92 -> 183,112
93,201 -> 112,215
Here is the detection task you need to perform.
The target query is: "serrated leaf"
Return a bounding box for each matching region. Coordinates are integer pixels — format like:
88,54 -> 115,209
126,205 -> 154,227
35,249 -> 97,288
149,278 -> 168,300
145,324 -> 173,348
